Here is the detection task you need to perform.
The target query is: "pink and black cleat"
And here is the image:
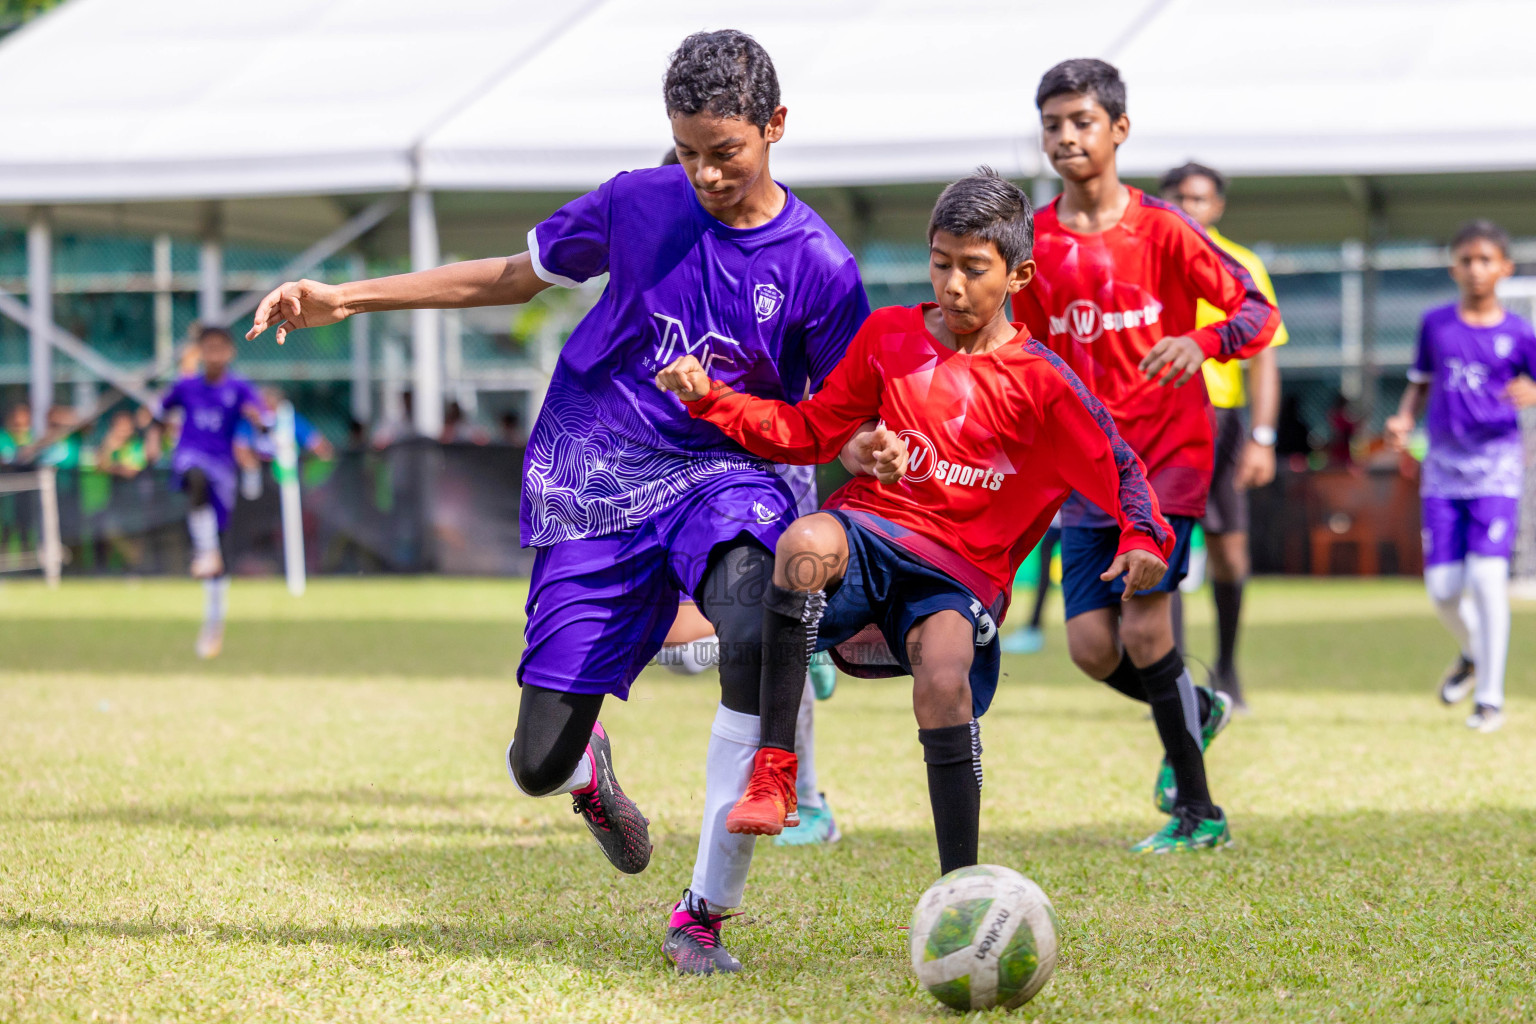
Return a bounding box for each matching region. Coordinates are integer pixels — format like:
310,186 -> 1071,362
662,889 -> 741,975
570,722 -> 652,874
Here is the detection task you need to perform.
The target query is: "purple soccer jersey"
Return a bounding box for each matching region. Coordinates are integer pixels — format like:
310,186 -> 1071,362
157,372 -> 266,530
522,164 -> 869,548
1410,304 -> 1536,499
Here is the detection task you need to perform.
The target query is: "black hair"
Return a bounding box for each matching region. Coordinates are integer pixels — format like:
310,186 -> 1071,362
660,147 -> 681,166
1159,161 -> 1226,198
928,167 -> 1034,270
663,30 -> 780,131
1035,58 -> 1127,121
197,325 -> 233,345
1451,219 -> 1510,258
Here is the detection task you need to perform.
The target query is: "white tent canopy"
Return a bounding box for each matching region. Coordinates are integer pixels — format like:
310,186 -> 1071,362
4,0 -> 1536,203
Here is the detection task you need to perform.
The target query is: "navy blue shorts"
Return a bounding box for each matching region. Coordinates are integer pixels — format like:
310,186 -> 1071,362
815,511 -> 1002,717
1060,515 -> 1197,620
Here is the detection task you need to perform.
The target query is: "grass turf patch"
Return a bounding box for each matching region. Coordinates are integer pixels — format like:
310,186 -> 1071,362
1,577 -> 1533,1022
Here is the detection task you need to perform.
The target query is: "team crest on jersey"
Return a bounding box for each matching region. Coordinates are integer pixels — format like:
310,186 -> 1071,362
753,283 -> 785,323
1495,334 -> 1514,359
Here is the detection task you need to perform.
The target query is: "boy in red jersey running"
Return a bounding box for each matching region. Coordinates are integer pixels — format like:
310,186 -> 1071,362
658,170 -> 1174,873
1013,59 -> 1280,851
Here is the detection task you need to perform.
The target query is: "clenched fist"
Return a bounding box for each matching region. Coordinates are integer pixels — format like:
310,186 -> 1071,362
655,355 -> 714,401
845,422 -> 909,485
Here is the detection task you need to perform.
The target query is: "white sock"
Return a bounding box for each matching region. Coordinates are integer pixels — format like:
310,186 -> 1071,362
203,576 -> 230,626
240,467 -> 263,501
1425,562 -> 1478,660
503,738 -> 592,797
689,704 -> 759,910
1465,555 -> 1510,709
665,634 -> 719,676
794,676 -> 823,810
187,507 -> 219,556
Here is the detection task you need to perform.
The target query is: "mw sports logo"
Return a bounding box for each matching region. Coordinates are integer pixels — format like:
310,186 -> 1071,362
1049,298 -> 1164,344
897,428 -> 1004,491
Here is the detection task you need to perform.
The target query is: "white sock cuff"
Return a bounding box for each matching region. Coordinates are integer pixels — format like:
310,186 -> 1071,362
711,705 -> 760,746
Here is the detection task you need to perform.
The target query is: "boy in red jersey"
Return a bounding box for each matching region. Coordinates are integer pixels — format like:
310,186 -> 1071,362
1013,59 -> 1280,851
658,170 -> 1174,874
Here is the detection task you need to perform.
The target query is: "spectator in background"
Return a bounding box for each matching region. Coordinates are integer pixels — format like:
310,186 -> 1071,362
233,385 -> 333,499
96,410 -> 147,478
0,401 -> 31,464
439,400 -> 489,444
1275,393 -> 1313,463
371,391 -> 417,449
1325,393 -> 1358,467
38,405 -> 82,469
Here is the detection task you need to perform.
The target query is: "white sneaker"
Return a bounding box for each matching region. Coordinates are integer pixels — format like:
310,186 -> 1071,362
191,549 -> 224,579
1439,656 -> 1476,705
1465,704 -> 1504,733
196,622 -> 225,660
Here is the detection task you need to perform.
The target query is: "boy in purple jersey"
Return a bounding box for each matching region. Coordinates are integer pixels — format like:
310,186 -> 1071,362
1388,220 -> 1536,733
246,31 -> 869,974
147,327 -> 270,658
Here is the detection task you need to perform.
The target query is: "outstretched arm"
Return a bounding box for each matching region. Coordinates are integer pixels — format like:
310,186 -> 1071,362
246,254 -> 551,345
655,345 -> 892,473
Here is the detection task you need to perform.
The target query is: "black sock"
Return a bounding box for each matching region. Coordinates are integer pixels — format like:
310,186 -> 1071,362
919,721 -> 982,874
1100,652 -> 1148,703
1213,580 -> 1244,698
759,582 -> 823,751
1170,590 -> 1186,655
1138,648 -> 1215,815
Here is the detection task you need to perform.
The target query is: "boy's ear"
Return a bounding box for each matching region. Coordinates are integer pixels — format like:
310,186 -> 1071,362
763,105 -> 788,144
1111,112 -> 1130,147
1008,259 -> 1038,294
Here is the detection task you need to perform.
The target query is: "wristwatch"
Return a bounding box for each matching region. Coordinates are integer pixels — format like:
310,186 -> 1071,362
1250,425 -> 1277,447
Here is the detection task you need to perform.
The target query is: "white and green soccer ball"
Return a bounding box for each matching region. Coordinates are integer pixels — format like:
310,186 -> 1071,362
909,864 -> 1059,1011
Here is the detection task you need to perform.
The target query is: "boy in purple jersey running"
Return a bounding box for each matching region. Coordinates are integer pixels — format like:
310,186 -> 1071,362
1388,220 -> 1536,733
146,327 -> 270,658
246,31 -> 869,975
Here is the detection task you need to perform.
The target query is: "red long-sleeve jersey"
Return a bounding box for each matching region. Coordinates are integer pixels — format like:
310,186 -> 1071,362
683,304 -> 1174,618
1012,188 -> 1280,520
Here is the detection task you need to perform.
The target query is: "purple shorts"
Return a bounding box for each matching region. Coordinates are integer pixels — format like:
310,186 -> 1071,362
1420,495 -> 1520,566
518,469 -> 794,699
172,448 -> 238,531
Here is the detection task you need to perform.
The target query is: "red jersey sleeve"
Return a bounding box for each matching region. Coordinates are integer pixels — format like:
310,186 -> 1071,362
1159,205 -> 1280,361
1031,343 -> 1175,562
684,316 -> 883,463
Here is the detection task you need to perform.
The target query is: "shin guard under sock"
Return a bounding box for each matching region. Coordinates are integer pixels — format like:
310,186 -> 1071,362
760,582 -> 825,752
1139,648 -> 1214,815
1100,652 -> 1149,703
919,720 -> 982,874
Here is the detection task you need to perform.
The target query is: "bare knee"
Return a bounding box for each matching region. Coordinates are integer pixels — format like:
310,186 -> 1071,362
1119,597 -> 1174,664
773,513 -> 848,591
1066,614 -> 1120,679
913,669 -> 972,729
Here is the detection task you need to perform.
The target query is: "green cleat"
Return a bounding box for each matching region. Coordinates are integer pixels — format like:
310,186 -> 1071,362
773,795 -> 841,846
1131,807 -> 1232,853
809,651 -> 838,701
1153,687 -> 1234,813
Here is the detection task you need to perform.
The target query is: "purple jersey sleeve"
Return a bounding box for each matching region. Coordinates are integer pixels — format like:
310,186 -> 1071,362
527,176 -> 615,288
1409,314 -> 1433,383
802,256 -> 871,391
237,379 -> 270,423
1519,319 -> 1536,376
157,379 -> 188,418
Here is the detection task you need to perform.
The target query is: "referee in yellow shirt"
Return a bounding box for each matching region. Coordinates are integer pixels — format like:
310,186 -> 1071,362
1160,162 -> 1289,711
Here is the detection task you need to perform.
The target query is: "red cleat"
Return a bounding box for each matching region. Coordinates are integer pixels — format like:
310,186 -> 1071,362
726,748 -> 799,835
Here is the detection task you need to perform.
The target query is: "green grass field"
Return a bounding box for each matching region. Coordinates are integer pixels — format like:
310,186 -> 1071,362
2,577 -> 1533,1023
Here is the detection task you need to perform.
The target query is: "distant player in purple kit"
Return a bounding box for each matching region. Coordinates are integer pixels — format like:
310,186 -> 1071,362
1387,220 -> 1536,733
146,326 -> 270,659
246,31 -> 869,974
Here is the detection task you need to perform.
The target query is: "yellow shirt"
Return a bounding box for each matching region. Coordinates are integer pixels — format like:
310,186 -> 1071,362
1196,227 -> 1288,409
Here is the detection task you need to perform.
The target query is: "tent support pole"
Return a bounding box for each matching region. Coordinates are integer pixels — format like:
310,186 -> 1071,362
27,207 -> 52,421
409,186 -> 443,437
349,253 -> 372,424
198,201 -> 223,328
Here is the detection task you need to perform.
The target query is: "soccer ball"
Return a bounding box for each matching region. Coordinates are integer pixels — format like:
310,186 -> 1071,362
909,864 -> 1059,1011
